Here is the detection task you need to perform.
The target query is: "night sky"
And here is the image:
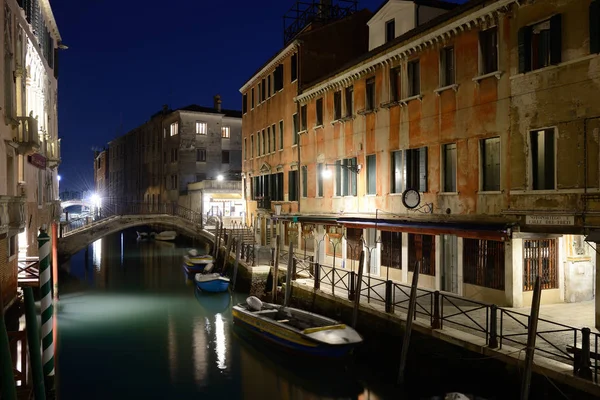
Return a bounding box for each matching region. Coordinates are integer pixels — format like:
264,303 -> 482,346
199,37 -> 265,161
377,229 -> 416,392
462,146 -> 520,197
52,0 -> 461,192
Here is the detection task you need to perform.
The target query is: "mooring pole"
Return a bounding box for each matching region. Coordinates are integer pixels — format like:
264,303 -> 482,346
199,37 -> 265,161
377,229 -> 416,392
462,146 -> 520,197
272,234 -> 281,303
24,287 -> 47,400
398,261 -> 420,385
0,277 -> 17,400
520,276 -> 542,400
38,227 -> 55,379
351,250 -> 366,328
51,221 -> 59,301
221,234 -> 233,274
284,241 -> 295,307
232,234 -> 242,292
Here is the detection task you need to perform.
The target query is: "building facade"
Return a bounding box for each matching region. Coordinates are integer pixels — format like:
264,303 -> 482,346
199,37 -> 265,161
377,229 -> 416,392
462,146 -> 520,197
94,148 -> 109,198
0,0 -> 61,310
242,0 -> 600,319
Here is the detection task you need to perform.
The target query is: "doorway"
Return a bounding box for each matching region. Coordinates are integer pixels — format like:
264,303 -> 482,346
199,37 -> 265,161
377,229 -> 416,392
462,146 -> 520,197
441,235 -> 458,293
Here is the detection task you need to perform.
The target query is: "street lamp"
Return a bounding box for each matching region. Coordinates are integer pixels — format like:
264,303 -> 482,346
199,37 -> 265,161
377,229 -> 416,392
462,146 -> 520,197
217,174 -> 224,181
321,163 -> 362,179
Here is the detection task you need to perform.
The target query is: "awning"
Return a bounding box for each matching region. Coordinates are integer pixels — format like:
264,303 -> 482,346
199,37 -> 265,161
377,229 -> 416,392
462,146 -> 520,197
208,193 -> 242,200
337,217 -> 513,241
585,230 -> 600,243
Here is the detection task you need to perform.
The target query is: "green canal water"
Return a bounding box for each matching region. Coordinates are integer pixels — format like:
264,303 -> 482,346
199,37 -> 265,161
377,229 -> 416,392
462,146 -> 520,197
54,228 -> 520,400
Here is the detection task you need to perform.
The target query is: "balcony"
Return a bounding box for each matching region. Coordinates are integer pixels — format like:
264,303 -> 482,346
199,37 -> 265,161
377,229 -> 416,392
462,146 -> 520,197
256,196 -> 271,210
47,138 -> 61,169
0,196 -> 26,235
189,180 -> 242,191
12,116 -> 40,155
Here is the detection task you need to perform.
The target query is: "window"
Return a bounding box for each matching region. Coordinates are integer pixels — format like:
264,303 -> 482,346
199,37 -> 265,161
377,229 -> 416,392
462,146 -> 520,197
408,60 -> 420,97
279,120 -> 284,150
408,234 -> 435,275
442,143 -> 457,192
266,126 -> 271,153
196,122 -> 207,135
385,19 -> 395,43
518,15 -> 562,73
244,138 -> 247,160
291,53 -> 298,82
316,98 -> 323,126
406,147 -> 427,192
257,131 -> 261,156
170,122 -> 179,136
222,150 -> 230,164
300,105 -> 307,131
261,130 -> 266,155
261,78 -> 266,102
345,86 -> 354,117
292,114 -> 299,145
390,150 -> 403,194
335,157 -> 358,197
272,124 -> 276,152
366,154 -> 376,195
243,94 -> 248,113
289,170 -> 299,201
196,148 -> 206,162
530,128 -> 555,190
463,239 -> 505,290
251,88 -> 255,109
258,82 -> 263,103
523,239 -> 558,290
440,47 -> 455,86
170,148 -> 178,162
591,1 -> 600,54
481,137 -> 500,191
365,77 -> 375,111
390,67 -> 400,102
479,27 -> 498,74
267,75 -> 271,98
251,135 -> 254,158
221,126 -> 230,138
333,91 -> 342,120
170,175 -> 178,190
381,231 -> 401,270
301,166 -> 308,197
274,64 -> 284,91
317,163 -> 324,197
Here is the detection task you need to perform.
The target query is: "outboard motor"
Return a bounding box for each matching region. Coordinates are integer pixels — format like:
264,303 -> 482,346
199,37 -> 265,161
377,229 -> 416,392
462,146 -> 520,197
246,296 -> 263,311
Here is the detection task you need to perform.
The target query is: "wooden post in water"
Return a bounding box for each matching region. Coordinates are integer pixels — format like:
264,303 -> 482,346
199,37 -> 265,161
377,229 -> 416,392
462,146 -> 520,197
398,261 -> 420,385
24,287 -> 46,400
232,234 -> 242,292
351,250 -> 366,328
0,277 -> 17,400
520,276 -> 542,400
272,234 -> 281,302
52,221 -> 59,301
284,241 -> 295,307
221,234 -> 233,274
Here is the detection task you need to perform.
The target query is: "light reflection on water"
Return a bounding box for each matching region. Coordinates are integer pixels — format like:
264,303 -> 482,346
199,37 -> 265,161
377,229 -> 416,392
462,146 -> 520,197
56,229 -> 385,400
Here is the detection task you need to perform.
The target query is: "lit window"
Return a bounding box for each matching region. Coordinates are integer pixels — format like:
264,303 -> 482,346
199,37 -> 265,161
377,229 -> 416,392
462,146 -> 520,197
221,126 -> 230,138
170,122 -> 179,136
196,121 -> 207,135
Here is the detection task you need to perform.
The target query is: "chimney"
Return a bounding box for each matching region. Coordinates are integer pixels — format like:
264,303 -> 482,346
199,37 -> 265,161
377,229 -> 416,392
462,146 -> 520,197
214,95 -> 222,112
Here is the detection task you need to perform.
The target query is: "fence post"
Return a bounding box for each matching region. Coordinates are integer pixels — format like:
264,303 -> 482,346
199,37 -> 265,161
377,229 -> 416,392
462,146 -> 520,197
385,280 -> 393,313
432,291 -> 441,329
577,328 -> 593,381
313,262 -> 320,290
489,305 -> 499,349
348,271 -> 355,301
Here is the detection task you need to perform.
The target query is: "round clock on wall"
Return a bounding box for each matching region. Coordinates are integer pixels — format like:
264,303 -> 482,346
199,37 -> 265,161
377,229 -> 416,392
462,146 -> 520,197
402,189 -> 421,209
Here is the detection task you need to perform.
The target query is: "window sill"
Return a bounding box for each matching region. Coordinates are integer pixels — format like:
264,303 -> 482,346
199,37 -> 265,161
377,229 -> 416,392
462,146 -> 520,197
510,54 -> 598,80
313,124 -> 324,130
438,191 -> 459,195
357,108 -> 377,116
434,84 -> 459,95
389,192 -> 403,196
8,255 -> 16,262
510,188 -> 600,195
291,144 -> 298,148
365,194 -> 377,197
279,148 -> 283,152
380,100 -> 399,109
473,71 -> 502,83
399,95 -> 422,106
339,115 -> 355,122
298,130 -> 307,135
478,191 -> 502,195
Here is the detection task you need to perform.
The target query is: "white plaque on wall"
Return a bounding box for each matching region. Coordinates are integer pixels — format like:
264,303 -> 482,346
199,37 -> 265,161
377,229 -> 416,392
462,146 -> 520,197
525,215 -> 575,226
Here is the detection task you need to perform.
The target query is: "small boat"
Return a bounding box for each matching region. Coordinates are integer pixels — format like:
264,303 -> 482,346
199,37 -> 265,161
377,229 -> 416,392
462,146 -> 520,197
155,230 -> 177,241
232,296 -> 363,358
136,231 -> 152,241
195,273 -> 230,293
183,256 -> 214,274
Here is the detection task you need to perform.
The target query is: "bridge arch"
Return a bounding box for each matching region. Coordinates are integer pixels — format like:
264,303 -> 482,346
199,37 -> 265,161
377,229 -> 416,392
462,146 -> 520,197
61,199 -> 93,210
58,215 -> 214,260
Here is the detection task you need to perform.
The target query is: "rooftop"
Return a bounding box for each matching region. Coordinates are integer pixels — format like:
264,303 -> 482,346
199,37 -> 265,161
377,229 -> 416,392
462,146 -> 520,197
177,104 -> 242,119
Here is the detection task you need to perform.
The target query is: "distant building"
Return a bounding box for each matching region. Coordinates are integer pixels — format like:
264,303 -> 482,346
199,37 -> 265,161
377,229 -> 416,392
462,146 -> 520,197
94,148 -> 109,198
105,97 -> 242,217
0,0 -> 62,310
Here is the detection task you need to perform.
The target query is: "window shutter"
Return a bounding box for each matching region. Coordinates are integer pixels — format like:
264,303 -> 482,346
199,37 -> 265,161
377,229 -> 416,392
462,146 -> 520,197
402,150 -> 408,190
518,26 -> 532,73
335,160 -> 342,196
419,147 -> 428,192
591,1 -> 600,54
351,158 -> 358,196
550,14 -> 562,65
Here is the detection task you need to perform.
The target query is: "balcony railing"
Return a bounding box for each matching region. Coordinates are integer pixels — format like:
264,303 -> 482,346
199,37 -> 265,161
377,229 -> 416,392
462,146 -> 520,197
13,116 -> 40,155
0,196 -> 26,234
194,180 -> 242,191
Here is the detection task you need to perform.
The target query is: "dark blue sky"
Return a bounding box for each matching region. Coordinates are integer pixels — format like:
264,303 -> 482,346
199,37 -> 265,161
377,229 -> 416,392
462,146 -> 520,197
52,0 -> 457,192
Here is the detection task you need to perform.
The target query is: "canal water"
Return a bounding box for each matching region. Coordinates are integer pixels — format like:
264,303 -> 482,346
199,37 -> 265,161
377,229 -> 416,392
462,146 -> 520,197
54,228 -> 514,400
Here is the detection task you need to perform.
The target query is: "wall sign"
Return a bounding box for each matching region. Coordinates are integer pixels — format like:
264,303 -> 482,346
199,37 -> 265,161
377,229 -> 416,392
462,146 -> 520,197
28,153 -> 46,170
525,215 -> 575,226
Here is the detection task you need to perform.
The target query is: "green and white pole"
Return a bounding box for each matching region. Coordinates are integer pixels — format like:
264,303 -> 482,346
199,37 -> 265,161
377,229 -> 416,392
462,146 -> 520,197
38,226 -> 54,377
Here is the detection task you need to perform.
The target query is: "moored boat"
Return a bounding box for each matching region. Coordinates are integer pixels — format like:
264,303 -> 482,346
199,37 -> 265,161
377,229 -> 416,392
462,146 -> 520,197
155,230 -> 177,241
182,254 -> 214,274
194,273 -> 230,293
232,296 -> 362,358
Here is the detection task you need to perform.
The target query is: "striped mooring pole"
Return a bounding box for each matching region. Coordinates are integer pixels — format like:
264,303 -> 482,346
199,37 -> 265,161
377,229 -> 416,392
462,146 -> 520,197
38,226 -> 55,377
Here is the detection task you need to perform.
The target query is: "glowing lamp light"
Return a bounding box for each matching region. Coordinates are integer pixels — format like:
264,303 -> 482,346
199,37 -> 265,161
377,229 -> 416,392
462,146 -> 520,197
322,168 -> 332,179
90,193 -> 101,208
217,175 -> 224,181
57,175 -> 61,181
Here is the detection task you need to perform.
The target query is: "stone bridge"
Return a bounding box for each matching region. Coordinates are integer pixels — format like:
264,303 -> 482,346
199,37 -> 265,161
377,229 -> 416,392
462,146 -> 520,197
57,214 -> 214,260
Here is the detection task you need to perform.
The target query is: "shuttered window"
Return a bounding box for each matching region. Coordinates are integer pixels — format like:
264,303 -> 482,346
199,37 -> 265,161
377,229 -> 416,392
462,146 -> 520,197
288,170 -> 298,201
390,150 -> 403,193
531,129 -> 555,190
366,154 -> 377,195
301,166 -> 308,198
591,1 -> 600,54
518,15 -> 562,73
442,143 -> 457,192
334,157 -> 358,196
481,137 -> 501,191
